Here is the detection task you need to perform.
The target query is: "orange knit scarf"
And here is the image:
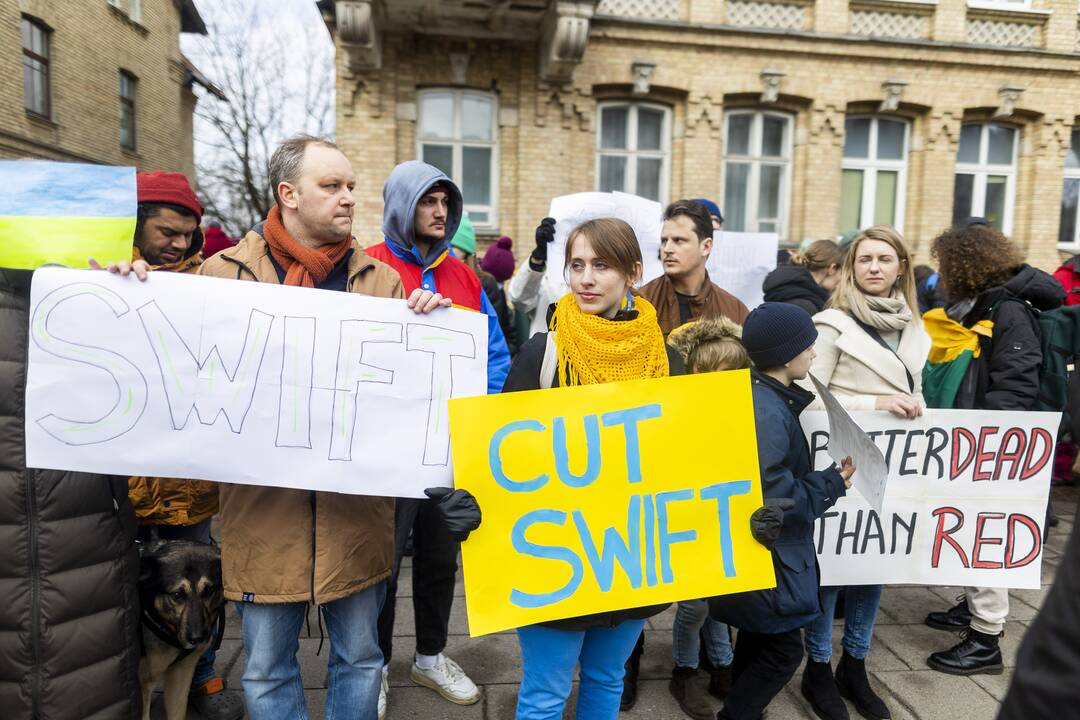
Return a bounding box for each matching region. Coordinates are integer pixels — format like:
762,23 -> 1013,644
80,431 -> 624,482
262,206 -> 352,288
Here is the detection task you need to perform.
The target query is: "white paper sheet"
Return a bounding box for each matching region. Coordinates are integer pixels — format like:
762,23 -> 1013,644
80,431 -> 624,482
706,231 -> 778,310
802,408 -> 1058,589
545,192 -> 663,290
808,374 -> 889,513
25,267 -> 488,498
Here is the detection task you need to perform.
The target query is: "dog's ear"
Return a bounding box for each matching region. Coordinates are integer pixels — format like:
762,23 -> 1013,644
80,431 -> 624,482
139,552 -> 159,586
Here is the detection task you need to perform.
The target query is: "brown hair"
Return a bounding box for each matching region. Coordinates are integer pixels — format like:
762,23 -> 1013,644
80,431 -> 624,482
667,317 -> 750,374
829,225 -> 919,319
663,200 -> 714,242
791,239 -> 842,273
931,223 -> 1023,302
564,218 -> 643,283
268,134 -> 342,205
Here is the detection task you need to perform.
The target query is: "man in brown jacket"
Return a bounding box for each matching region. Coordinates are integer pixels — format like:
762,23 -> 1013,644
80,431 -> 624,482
639,199 -> 749,336
198,135 -> 452,720
123,170 -> 244,719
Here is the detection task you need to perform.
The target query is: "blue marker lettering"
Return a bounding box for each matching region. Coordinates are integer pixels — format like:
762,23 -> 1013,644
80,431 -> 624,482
700,480 -> 752,577
656,489 -> 697,584
601,404 -> 662,484
573,495 -> 643,592
552,414 -> 602,488
489,419 -> 548,493
509,509 -> 583,608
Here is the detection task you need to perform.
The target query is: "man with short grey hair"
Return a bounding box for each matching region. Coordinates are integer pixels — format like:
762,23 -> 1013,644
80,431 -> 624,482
199,134 -> 453,720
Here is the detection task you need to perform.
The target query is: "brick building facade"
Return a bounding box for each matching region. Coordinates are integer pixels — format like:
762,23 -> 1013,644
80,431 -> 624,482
324,0 -> 1080,268
1,0 -> 218,177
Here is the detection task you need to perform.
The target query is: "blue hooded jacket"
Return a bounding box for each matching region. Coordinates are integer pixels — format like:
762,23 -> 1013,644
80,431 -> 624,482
368,161 -> 509,394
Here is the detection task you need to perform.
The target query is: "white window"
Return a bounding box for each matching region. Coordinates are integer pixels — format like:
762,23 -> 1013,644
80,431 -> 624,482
722,110 -> 793,237
1058,128 -> 1080,250
967,0 -> 1031,10
107,0 -> 141,21
417,89 -> 498,229
596,102 -> 671,203
839,116 -> 909,235
952,122 -> 1018,234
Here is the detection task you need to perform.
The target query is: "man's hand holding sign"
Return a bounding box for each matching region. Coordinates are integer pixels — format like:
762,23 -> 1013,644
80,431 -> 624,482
449,369 -> 778,637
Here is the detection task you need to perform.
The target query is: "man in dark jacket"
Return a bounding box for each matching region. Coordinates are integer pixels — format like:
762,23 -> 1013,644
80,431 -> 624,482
0,268 -> 142,719
923,221 -> 1065,675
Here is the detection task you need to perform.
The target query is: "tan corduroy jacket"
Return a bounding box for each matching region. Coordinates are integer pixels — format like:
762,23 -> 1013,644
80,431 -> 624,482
802,308 -> 931,412
199,228 -> 405,604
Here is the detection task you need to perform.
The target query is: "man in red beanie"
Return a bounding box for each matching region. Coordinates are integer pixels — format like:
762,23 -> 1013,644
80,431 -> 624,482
129,171 -> 246,720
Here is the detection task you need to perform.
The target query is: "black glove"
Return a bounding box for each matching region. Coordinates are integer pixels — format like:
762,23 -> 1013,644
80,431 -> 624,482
424,487 -> 482,542
749,498 -> 795,549
531,217 -> 557,267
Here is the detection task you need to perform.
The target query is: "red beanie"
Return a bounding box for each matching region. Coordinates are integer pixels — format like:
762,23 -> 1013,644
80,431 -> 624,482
136,171 -> 203,224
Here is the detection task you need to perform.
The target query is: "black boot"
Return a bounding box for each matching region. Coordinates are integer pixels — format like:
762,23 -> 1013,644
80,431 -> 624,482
800,660 -> 850,720
835,653 -> 890,720
925,597 -> 971,632
670,666 -> 716,720
926,629 -> 1004,676
621,632 -> 643,711
708,663 -> 732,700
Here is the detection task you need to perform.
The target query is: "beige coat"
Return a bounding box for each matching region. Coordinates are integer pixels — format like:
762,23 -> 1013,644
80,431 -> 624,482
803,308 -> 930,412
199,229 -> 405,604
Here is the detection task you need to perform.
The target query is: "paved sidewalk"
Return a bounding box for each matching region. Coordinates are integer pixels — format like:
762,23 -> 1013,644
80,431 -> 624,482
161,485 -> 1076,720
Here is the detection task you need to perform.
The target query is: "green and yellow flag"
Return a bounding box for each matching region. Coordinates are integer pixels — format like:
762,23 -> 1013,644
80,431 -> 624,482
921,308 -> 993,408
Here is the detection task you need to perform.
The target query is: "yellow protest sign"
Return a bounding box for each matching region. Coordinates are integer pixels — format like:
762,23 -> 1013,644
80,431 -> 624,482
449,369 -> 776,637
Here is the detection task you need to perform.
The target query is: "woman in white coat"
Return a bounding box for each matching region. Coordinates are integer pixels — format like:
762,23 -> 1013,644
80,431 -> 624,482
799,226 -> 930,720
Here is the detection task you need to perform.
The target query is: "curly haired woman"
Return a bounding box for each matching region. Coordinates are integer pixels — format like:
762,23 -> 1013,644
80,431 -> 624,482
922,219 -> 1063,675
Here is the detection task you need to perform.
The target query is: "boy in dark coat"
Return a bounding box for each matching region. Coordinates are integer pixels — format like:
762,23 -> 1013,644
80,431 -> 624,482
709,302 -> 852,720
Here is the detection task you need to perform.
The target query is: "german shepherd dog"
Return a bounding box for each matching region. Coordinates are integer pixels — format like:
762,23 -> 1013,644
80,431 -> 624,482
138,540 -> 226,720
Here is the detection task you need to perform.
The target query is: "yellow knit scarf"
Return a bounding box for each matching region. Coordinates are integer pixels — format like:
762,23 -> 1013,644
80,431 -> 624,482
550,293 -> 669,386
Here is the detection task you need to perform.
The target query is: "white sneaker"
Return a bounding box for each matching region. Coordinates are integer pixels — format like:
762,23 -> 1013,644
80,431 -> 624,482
378,668 -> 388,719
409,654 -> 480,705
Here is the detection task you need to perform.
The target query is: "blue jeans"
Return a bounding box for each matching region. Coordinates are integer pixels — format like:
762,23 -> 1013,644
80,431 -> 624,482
804,585 -> 883,663
672,600 -> 733,668
516,619 -> 645,720
236,583 -> 386,720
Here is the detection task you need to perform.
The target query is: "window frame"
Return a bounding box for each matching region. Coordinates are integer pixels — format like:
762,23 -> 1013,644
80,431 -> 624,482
594,101 -> 672,205
720,109 -> 794,239
21,16 -> 51,119
415,88 -> 500,232
839,115 -> 910,235
952,121 -> 1018,235
119,70 -> 138,152
1058,127 -> 1080,251
967,0 -> 1033,11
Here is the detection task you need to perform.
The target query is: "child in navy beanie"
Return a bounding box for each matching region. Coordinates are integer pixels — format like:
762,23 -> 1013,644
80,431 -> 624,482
708,302 -> 853,720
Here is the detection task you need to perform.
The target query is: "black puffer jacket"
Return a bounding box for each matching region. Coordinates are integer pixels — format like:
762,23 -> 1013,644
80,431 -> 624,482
761,264 -> 830,316
0,270 -> 141,719
950,264 -> 1065,411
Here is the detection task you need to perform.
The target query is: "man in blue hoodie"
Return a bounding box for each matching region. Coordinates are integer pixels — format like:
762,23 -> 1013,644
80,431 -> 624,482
368,161 -> 509,713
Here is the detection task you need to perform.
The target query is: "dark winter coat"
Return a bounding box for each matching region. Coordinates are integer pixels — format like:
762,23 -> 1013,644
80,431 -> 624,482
998,492 -> 1080,720
951,265 -> 1064,411
708,371 -> 847,634
761,264 -> 830,316
501,311 -> 685,631
0,269 -> 141,719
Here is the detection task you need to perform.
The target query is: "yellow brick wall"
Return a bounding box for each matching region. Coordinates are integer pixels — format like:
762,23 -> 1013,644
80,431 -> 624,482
334,12 -> 1080,271
0,0 -> 196,175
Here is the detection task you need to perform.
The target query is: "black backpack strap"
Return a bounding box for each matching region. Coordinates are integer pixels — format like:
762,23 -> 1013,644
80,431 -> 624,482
847,314 -> 915,393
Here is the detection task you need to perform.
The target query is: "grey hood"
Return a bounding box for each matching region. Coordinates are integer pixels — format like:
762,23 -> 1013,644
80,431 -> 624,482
381,161 -> 463,267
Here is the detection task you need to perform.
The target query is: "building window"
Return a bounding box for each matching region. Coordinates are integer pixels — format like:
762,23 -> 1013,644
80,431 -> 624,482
839,116 -> 909,235
952,122 -> 1017,233
1059,129 -> 1080,249
596,102 -> 671,203
417,89 -> 498,228
968,0 -> 1031,9
21,17 -> 50,118
722,110 -> 793,236
119,71 -> 137,151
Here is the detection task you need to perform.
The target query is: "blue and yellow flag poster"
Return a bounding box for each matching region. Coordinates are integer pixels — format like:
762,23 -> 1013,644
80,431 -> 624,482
0,161 -> 136,270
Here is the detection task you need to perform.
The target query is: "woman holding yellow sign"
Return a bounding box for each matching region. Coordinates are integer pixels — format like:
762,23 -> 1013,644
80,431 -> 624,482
498,217 -> 684,719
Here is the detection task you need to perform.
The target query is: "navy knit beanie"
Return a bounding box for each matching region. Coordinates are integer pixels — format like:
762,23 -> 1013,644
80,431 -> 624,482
741,302 -> 818,369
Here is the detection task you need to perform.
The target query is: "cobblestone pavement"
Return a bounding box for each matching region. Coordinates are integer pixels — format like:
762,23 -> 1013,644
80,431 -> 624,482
157,485 -> 1077,719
